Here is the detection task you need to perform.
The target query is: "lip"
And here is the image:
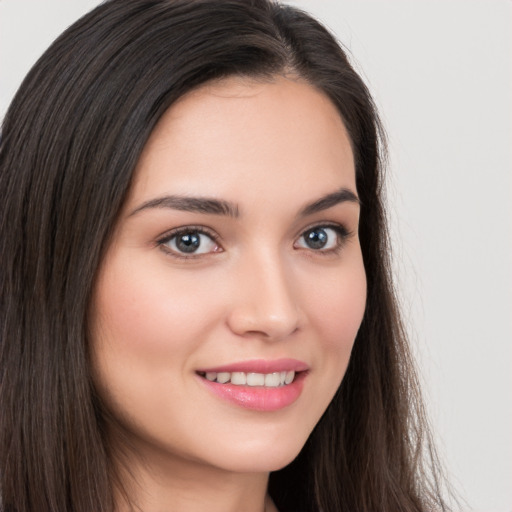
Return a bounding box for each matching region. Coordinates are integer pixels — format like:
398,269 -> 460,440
196,358 -> 309,374
196,358 -> 309,412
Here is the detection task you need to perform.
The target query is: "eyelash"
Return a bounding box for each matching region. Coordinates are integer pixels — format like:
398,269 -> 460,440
157,225 -> 221,260
295,223 -> 352,255
157,223 -> 352,260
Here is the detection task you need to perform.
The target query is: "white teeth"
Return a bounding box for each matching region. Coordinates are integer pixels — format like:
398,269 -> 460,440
230,372 -> 247,385
265,372 -> 281,387
217,372 -> 230,384
284,371 -> 295,385
202,370 -> 296,387
246,373 -> 265,386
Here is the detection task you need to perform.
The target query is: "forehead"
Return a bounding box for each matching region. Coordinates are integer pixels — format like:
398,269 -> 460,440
128,75 -> 356,208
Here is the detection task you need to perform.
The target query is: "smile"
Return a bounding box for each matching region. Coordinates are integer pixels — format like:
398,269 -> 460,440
196,359 -> 309,411
199,370 -> 296,387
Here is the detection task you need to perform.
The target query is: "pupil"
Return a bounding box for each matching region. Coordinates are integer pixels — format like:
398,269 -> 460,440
305,228 -> 328,249
176,233 -> 200,253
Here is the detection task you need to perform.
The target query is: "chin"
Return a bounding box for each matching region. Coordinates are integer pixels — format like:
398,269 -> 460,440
201,430 -> 310,474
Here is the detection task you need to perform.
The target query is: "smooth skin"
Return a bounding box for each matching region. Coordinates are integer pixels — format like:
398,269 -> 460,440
90,75 -> 367,512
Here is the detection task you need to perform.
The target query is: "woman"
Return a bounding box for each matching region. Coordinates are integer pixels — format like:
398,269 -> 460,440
0,1 -> 450,511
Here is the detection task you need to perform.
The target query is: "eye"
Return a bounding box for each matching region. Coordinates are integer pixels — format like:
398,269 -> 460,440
159,228 -> 220,257
295,225 -> 346,251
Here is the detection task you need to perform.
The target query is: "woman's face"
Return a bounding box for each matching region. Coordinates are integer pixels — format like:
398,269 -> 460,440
90,76 -> 366,474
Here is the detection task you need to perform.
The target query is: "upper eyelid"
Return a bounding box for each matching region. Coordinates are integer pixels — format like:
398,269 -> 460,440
157,225 -> 220,244
296,224 -> 351,245
295,221 -> 351,239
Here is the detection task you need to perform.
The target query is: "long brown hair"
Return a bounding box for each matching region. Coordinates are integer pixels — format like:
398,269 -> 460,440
0,1 -> 450,511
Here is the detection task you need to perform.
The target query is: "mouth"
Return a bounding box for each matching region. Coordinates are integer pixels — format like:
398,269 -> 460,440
195,359 -> 309,411
196,370 -> 298,387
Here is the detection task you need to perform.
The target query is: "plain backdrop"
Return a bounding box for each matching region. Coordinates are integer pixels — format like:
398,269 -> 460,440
1,1 -> 511,511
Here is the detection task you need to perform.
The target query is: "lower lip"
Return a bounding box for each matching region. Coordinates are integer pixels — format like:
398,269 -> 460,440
198,372 -> 307,412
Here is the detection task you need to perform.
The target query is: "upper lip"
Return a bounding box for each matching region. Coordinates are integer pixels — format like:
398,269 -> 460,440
196,358 -> 309,374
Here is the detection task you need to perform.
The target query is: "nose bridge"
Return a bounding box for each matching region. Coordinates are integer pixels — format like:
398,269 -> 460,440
227,245 -> 299,340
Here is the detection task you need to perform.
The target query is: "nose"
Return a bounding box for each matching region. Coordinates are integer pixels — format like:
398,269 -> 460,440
226,251 -> 300,341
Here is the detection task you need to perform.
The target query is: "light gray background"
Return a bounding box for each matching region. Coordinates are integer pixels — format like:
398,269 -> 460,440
1,1 -> 510,511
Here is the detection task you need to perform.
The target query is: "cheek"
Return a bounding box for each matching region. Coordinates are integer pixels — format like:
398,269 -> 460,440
301,250 -> 366,414
91,256 -> 219,366
88,255 -> 223,430
308,256 -> 367,351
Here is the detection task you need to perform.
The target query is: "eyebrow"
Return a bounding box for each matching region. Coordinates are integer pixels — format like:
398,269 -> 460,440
299,188 -> 360,216
129,195 -> 240,218
128,187 -> 359,218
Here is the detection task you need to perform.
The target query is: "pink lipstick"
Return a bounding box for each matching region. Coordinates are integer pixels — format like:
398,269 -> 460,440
196,358 -> 309,412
